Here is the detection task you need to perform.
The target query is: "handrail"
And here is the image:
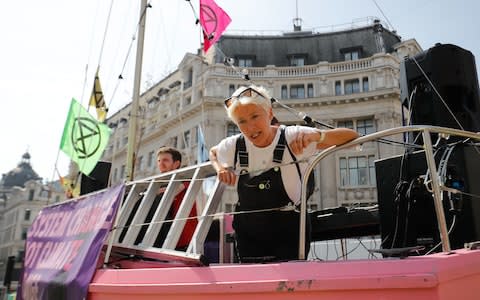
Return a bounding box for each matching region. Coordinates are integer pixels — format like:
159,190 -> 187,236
298,125 -> 480,259
106,162 -> 220,266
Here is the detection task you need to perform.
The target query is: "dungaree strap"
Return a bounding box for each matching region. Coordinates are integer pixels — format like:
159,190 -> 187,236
284,138 -> 303,180
273,129 -> 287,163
234,135 -> 249,168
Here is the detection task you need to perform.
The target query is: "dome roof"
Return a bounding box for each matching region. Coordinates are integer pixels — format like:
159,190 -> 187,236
1,152 -> 41,188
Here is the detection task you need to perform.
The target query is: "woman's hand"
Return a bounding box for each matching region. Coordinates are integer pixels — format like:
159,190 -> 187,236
217,167 -> 237,186
289,130 -> 320,155
210,146 -> 237,185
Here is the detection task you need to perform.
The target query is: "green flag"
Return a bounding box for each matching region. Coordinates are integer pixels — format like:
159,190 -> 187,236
60,98 -> 111,175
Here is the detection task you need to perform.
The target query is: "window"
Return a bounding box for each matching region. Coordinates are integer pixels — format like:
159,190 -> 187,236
344,50 -> 360,61
157,88 -> 169,97
22,228 -> 28,240
183,130 -> 190,148
290,85 -> 305,99
147,151 -> 154,168
193,125 -> 200,145
147,97 -> 159,108
340,47 -> 362,61
17,250 -> 25,262
137,155 -> 144,171
227,123 -> 240,137
337,120 -> 354,129
290,56 -> 305,66
229,84 -> 236,95
28,189 -> 34,201
288,54 -> 307,66
119,118 -> 128,127
362,77 -> 369,92
307,84 -> 314,98
120,165 -> 125,179
113,168 -> 118,182
335,81 -> 342,96
24,209 -> 31,221
184,69 -> 193,89
172,136 -> 178,148
337,118 -> 375,135
184,97 -> 192,106
238,58 -> 253,67
281,85 -> 288,99
344,79 -> 360,95
357,119 -> 375,135
339,155 -> 376,186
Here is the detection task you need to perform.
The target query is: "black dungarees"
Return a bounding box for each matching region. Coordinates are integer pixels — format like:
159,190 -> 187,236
232,128 -> 311,262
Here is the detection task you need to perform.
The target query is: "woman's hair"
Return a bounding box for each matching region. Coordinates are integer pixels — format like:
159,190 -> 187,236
226,85 -> 272,120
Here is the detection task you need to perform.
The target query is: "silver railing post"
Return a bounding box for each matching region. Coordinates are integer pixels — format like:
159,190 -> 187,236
422,129 -> 451,252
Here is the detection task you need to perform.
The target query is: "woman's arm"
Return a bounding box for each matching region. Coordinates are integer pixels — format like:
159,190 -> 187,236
289,127 -> 358,155
316,128 -> 359,149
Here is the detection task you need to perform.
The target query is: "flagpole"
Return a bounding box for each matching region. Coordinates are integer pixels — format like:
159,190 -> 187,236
126,0 -> 148,181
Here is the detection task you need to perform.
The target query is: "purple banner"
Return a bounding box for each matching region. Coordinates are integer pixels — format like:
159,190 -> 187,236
17,184 -> 125,300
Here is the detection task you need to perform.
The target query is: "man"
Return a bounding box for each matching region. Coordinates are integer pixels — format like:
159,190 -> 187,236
156,146 -> 182,172
137,147 -> 198,251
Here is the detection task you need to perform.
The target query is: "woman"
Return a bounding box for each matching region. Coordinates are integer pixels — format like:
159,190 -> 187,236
210,85 -> 358,262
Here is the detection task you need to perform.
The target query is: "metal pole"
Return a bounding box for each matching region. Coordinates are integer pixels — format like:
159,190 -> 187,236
126,0 -> 148,181
422,130 -> 451,252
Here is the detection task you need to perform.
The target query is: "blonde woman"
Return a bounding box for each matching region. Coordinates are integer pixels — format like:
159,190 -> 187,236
210,85 -> 358,262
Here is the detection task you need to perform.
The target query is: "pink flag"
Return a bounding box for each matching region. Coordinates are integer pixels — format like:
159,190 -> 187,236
199,0 -> 231,52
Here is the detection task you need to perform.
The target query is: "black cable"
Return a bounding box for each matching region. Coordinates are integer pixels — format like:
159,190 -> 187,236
402,177 -> 419,247
388,180 -> 409,249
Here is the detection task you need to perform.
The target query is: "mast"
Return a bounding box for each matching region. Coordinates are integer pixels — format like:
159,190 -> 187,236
126,0 -> 148,181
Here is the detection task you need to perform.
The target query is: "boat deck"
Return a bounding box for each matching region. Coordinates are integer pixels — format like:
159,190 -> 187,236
89,247 -> 480,299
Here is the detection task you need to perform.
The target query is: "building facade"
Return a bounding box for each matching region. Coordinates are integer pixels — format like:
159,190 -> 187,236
0,153 -> 65,291
103,19 -> 422,213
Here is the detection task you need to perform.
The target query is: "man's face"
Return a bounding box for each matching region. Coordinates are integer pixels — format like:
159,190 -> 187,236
157,153 -> 180,173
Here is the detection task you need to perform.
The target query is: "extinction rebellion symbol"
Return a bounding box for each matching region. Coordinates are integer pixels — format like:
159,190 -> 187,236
71,117 -> 102,159
200,4 -> 218,39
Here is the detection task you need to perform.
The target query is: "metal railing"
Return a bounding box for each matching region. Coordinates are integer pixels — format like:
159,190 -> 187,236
106,162 -> 223,266
106,125 -> 480,264
298,125 -> 480,259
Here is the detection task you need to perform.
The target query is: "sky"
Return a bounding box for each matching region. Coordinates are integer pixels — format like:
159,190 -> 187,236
1,0 -> 479,182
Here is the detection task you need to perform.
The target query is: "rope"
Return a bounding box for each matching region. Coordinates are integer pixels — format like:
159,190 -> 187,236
107,1 -> 151,109
111,204 -> 295,231
371,0 -> 396,31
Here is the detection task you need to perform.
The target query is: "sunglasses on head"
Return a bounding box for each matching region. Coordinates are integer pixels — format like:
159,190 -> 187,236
224,87 -> 273,108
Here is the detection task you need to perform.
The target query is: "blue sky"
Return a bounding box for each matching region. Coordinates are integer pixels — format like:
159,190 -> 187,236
1,0 -> 479,181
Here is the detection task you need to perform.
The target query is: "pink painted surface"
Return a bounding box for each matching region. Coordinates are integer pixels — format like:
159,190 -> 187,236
88,248 -> 480,300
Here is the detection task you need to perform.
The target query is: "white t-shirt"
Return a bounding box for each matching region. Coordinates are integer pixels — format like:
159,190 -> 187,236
215,125 -> 319,204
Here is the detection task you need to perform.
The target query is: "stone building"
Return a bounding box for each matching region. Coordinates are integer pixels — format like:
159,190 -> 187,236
0,152 -> 65,290
103,19 -> 421,213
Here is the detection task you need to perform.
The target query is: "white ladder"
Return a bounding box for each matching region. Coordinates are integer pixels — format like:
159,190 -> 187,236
107,162 -> 225,266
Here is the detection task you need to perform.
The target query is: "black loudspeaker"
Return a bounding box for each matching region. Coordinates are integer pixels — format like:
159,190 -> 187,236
400,43 -> 480,133
375,146 -> 480,253
3,256 -> 15,287
80,161 -> 111,195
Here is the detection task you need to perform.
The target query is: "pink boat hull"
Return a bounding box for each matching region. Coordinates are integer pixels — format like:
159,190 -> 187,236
88,248 -> 480,300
